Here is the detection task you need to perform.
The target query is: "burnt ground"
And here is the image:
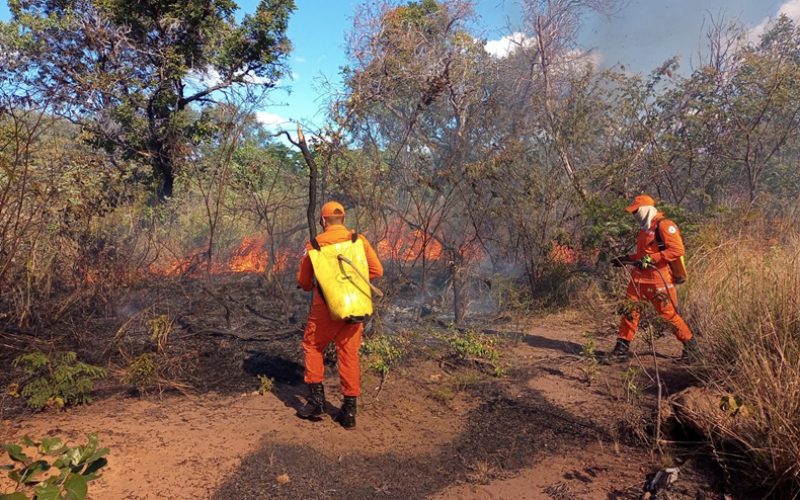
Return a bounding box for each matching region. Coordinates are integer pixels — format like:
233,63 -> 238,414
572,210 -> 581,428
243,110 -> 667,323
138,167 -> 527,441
213,387 -> 598,500
0,275 -> 757,499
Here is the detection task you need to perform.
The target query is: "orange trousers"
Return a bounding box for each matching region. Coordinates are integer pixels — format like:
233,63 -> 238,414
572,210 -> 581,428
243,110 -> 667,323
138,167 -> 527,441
619,281 -> 693,343
302,304 -> 362,397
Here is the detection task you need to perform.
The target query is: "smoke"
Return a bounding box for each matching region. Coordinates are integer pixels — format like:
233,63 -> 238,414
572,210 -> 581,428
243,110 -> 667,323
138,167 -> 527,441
578,0 -> 778,74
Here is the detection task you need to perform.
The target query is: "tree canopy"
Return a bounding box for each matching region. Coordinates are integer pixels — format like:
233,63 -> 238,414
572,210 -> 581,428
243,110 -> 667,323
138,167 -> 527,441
2,0 -> 295,199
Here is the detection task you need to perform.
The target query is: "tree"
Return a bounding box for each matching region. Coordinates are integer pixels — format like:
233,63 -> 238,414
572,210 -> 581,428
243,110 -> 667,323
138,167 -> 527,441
517,0 -> 619,201
342,0 -> 499,324
720,16 -> 800,202
2,0 -> 295,200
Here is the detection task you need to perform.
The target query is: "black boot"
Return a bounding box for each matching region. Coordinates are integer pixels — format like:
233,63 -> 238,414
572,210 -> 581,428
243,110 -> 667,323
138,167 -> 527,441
336,396 -> 357,429
603,338 -> 630,363
680,337 -> 701,363
296,383 -> 325,420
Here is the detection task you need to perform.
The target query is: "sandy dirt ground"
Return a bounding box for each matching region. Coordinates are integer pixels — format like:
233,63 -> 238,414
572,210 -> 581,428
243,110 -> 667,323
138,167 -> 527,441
1,313 -> 728,499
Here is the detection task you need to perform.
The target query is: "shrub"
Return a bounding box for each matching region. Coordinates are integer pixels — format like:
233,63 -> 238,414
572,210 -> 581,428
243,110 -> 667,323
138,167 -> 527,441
12,352 -> 106,410
445,329 -> 505,377
0,433 -> 108,500
257,375 -> 274,395
123,353 -> 157,394
361,334 -> 406,376
147,314 -> 173,353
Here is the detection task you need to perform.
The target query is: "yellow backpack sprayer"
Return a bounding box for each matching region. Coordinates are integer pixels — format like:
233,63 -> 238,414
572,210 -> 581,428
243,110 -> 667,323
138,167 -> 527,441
307,233 -> 383,323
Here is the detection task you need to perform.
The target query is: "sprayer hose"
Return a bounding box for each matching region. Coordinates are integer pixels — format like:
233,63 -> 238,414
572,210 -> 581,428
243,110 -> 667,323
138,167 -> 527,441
337,254 -> 385,298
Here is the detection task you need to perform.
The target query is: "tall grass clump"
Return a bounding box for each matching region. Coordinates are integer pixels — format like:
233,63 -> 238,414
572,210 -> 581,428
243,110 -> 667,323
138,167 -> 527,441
682,217 -> 800,495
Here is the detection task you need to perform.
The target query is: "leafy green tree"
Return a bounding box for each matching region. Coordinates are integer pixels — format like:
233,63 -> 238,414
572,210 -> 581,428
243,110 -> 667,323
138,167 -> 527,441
2,0 -> 295,199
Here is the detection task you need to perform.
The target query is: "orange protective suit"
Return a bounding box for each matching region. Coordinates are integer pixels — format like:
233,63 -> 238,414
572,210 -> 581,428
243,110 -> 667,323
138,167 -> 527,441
618,213 -> 693,343
297,224 -> 383,397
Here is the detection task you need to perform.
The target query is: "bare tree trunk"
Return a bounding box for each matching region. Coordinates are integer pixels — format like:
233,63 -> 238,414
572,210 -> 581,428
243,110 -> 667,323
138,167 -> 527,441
293,124 -> 318,239
450,252 -> 468,326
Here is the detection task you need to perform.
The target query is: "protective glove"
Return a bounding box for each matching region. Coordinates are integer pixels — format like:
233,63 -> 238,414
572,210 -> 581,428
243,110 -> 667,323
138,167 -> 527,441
636,255 -> 655,270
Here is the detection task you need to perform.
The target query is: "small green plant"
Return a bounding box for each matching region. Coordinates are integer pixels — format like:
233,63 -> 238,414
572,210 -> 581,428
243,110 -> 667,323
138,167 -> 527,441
257,375 -> 274,395
447,330 -> 499,362
0,433 -> 108,500
123,353 -> 157,394
580,333 -> 599,385
445,329 -> 505,377
489,274 -> 533,312
147,314 -> 173,353
428,386 -> 455,403
12,352 -> 106,410
451,372 -> 484,392
361,334 -> 406,376
622,366 -> 643,403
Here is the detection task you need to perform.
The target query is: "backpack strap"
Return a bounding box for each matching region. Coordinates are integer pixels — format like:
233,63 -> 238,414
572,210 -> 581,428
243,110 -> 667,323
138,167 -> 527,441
654,220 -> 666,251
309,236 -> 325,304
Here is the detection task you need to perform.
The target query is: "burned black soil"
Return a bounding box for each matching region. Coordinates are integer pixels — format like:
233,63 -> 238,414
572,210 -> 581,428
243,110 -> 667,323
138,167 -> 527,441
1,276 -> 754,499
213,384 -> 600,500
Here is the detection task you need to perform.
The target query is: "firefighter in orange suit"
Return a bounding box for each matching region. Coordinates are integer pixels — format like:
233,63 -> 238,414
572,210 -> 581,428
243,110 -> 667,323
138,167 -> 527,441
609,194 -> 699,362
295,201 -> 383,428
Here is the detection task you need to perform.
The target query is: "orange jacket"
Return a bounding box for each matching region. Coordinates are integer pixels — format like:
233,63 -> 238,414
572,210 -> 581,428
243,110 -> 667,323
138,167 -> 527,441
626,213 -> 684,285
297,224 -> 383,306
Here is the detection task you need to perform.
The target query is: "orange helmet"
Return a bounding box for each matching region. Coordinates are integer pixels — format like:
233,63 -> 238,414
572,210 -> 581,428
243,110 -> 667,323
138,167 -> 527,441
321,201 -> 346,218
625,194 -> 656,213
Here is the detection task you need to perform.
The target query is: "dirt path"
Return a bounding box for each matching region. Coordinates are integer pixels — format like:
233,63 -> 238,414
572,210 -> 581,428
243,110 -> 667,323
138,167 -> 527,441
1,314 -> 719,499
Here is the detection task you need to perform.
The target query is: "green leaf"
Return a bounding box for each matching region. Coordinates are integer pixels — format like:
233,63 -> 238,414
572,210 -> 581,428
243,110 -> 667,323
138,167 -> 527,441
2,444 -> 30,464
64,448 -> 81,467
20,437 -> 36,448
77,435 -> 97,463
82,457 -> 107,478
32,484 -> 60,500
0,493 -> 28,500
20,460 -> 50,485
64,473 -> 88,500
84,448 -> 108,465
38,438 -> 63,455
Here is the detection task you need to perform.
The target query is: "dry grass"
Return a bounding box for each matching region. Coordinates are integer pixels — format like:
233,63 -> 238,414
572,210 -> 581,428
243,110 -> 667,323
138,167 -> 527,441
682,221 -> 800,495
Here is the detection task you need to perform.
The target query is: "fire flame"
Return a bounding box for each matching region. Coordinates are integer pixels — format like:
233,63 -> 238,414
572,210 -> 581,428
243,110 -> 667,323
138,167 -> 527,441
375,221 -> 486,263
149,235 -> 289,277
229,236 -> 269,273
149,221 -> 493,279
376,227 -> 444,262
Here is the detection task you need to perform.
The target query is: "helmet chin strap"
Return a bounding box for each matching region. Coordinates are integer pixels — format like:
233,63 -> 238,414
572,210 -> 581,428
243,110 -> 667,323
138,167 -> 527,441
635,205 -> 658,229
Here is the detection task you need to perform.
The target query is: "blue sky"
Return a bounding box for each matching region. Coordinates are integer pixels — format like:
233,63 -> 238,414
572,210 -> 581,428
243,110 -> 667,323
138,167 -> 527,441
272,0 -> 786,131
0,0 -> 792,132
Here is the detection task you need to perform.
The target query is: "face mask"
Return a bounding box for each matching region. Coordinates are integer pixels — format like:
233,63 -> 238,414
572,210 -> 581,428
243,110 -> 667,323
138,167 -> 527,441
634,206 -> 648,225
634,205 -> 657,229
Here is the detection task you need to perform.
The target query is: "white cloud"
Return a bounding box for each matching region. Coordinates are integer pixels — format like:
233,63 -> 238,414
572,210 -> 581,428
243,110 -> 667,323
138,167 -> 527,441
237,70 -> 272,85
749,0 -> 800,44
483,32 -> 535,58
255,111 -> 291,128
294,56 -> 307,63
482,33 -> 601,69
187,66 -> 275,88
779,0 -> 800,18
